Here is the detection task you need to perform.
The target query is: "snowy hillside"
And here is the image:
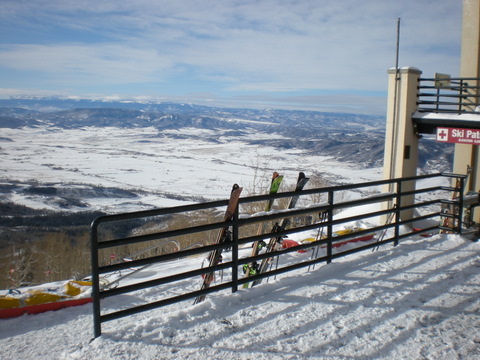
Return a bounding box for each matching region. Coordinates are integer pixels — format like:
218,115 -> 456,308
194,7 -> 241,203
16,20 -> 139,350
0,230 -> 478,359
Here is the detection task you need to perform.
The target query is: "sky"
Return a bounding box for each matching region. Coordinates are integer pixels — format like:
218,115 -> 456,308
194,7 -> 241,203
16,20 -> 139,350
0,0 -> 462,115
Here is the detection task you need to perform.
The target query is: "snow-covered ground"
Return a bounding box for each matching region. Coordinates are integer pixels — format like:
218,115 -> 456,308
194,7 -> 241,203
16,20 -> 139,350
0,126 -> 382,212
1,227 -> 479,359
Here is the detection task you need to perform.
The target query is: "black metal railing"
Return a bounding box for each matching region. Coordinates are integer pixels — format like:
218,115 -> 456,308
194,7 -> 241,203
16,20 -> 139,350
417,77 -> 480,114
90,172 -> 467,338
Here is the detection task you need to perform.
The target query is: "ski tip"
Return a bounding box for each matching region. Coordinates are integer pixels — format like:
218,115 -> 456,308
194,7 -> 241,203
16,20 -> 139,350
298,172 -> 306,180
271,172 -> 283,185
232,184 -> 240,191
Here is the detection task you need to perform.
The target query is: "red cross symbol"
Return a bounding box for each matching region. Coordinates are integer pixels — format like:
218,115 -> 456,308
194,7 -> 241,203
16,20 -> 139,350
437,128 -> 448,141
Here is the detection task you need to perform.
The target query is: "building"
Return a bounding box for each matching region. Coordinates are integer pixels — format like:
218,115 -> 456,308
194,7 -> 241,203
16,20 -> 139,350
383,0 -> 480,224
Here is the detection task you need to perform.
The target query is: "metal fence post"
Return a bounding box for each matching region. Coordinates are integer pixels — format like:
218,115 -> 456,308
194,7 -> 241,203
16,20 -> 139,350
394,180 -> 402,247
460,79 -> 466,113
326,190 -> 334,264
231,203 -> 239,293
458,175 -> 465,233
90,220 -> 102,339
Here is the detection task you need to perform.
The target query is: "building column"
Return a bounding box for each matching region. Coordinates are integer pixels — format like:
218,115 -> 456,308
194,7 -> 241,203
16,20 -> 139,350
382,67 -> 422,221
454,0 -> 480,194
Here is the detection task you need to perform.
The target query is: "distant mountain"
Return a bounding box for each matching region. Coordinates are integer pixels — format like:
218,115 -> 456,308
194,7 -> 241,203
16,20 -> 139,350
0,97 -> 383,129
0,97 -> 452,171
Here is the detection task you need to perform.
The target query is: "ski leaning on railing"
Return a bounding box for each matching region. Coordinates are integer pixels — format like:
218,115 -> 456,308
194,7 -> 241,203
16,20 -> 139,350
242,172 -> 283,288
194,184 -> 242,304
250,172 -> 309,288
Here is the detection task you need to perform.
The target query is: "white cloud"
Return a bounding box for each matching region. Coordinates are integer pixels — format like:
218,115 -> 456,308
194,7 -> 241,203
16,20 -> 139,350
0,43 -> 174,84
0,0 -> 462,109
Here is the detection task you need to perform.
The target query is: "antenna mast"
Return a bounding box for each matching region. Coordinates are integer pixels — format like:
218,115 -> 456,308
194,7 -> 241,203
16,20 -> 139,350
389,18 -> 401,189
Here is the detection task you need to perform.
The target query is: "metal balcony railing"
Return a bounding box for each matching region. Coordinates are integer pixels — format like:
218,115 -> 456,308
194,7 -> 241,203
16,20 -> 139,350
417,77 -> 480,114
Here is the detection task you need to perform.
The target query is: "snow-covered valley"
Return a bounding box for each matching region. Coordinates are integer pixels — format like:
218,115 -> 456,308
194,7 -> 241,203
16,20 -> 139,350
1,125 -> 382,213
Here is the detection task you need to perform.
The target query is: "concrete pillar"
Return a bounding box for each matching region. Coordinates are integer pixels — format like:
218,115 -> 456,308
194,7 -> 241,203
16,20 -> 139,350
382,67 -> 422,221
454,0 -> 480,195
459,0 -> 480,78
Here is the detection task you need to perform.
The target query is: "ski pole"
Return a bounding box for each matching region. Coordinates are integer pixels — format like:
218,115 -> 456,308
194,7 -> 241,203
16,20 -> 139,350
309,211 -> 327,271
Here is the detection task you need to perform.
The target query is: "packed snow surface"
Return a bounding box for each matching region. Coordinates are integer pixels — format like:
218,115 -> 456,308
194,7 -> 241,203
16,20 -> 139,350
1,232 -> 479,359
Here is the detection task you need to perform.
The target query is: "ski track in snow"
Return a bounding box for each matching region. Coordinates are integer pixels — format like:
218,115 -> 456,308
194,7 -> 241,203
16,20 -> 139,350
1,234 -> 479,360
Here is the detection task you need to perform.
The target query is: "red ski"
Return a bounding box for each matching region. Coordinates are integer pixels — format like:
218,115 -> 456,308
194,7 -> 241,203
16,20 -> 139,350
194,184 -> 242,304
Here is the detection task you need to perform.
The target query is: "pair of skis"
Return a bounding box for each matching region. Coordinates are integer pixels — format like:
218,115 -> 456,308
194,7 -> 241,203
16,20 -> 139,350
242,172 -> 284,287
244,172 -> 309,288
194,184 -> 242,304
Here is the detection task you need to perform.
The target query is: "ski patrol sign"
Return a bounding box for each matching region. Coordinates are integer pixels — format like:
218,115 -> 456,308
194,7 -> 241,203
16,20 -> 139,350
436,127 -> 480,145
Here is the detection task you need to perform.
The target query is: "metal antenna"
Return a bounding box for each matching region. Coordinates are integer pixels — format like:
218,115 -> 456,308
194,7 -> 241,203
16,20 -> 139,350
389,18 -> 401,197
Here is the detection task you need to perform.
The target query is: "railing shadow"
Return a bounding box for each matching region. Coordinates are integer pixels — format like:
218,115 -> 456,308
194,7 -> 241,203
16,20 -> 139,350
97,234 -> 479,359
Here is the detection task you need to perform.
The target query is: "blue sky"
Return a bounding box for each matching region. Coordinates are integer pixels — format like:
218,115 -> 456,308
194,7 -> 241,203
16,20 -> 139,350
0,0 -> 462,114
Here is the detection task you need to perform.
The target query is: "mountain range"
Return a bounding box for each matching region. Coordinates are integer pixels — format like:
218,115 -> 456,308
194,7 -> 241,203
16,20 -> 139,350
0,97 -> 452,171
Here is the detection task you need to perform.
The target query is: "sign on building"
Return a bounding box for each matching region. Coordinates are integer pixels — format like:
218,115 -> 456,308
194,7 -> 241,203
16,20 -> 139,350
437,127 -> 480,145
434,73 -> 451,88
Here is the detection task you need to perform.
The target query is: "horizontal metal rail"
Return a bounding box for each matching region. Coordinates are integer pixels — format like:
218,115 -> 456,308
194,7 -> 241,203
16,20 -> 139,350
90,172 -> 467,338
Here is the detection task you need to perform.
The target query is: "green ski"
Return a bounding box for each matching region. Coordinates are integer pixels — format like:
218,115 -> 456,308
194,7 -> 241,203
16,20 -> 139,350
242,172 -> 283,288
251,172 -> 309,288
